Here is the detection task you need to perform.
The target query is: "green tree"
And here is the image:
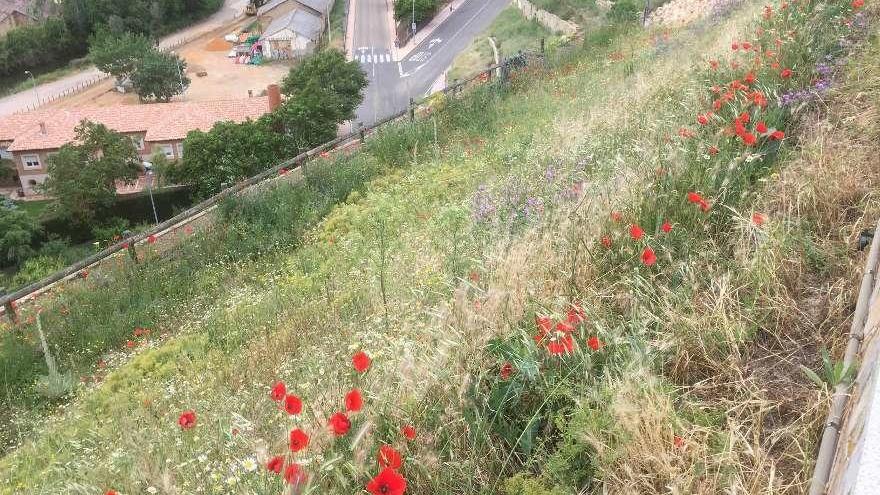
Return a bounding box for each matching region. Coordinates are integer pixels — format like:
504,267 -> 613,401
0,201 -> 41,266
131,50 -> 190,102
88,28 -> 153,84
41,121 -> 141,223
177,120 -> 284,198
280,49 -> 367,120
393,0 -> 438,24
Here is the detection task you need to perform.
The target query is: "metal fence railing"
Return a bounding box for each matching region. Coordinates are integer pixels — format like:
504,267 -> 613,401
0,48 -> 552,322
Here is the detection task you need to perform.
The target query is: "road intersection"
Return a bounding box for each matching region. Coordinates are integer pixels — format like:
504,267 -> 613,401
350,0 -> 510,126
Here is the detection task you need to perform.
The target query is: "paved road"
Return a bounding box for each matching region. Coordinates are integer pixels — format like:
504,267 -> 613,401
0,0 -> 248,117
351,0 -> 510,126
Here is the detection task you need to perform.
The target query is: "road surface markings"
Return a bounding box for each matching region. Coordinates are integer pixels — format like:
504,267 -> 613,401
357,51 -> 394,64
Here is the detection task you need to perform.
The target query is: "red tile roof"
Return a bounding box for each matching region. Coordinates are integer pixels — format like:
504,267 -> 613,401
1,97 -> 272,152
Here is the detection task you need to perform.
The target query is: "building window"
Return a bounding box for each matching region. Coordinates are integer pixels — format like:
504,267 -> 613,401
176,143 -> 184,158
159,144 -> 174,159
21,154 -> 41,169
131,135 -> 145,151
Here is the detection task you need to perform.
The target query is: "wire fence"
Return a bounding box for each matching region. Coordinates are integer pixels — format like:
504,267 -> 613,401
0,45 -> 555,321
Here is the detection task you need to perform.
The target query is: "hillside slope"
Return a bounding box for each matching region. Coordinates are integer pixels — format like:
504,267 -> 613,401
1,0 -> 877,493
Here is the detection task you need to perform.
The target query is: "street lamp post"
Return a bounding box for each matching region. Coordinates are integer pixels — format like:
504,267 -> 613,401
142,162 -> 160,225
24,70 -> 40,108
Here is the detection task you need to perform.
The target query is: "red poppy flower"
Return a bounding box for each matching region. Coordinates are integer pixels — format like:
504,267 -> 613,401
147,235 -> 157,244
500,362 -> 514,380
80,270 -> 89,279
178,410 -> 196,430
345,389 -> 363,412
270,382 -> 286,401
699,199 -> 711,212
744,72 -> 756,84
629,224 -> 644,241
587,336 -> 605,351
708,146 -> 719,155
284,462 -> 307,485
641,247 -> 657,266
742,42 -> 751,50
126,340 -> 135,348
697,114 -> 709,126
328,412 -> 351,435
184,225 -> 194,235
661,220 -> 672,233
780,68 -> 792,79
610,211 -> 622,222
674,435 -> 685,448
366,467 -> 407,495
770,130 -> 784,140
555,321 -> 574,334
763,5 -> 773,18
378,444 -> 403,470
600,235 -> 612,248
121,242 -> 129,249
756,121 -> 768,134
289,428 -> 309,452
853,0 -> 864,8
738,111 -> 750,123
284,394 -> 302,415
709,60 -> 719,70
712,99 -> 722,111
741,132 -> 757,146
352,351 -> 371,373
731,42 -> 739,50
546,334 -> 575,355
687,192 -> 704,204
320,151 -> 331,158
401,424 -> 417,440
567,304 -> 586,325
267,455 -> 284,474
105,491 -> 118,495
534,315 -> 552,338
752,212 -> 766,226
279,168 -> 289,175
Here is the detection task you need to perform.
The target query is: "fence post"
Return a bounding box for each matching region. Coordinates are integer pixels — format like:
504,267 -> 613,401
409,97 -> 415,122
1,288 -> 18,324
123,230 -> 139,264
540,37 -> 545,54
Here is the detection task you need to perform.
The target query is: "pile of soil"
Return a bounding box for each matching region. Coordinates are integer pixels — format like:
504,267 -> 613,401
205,37 -> 232,52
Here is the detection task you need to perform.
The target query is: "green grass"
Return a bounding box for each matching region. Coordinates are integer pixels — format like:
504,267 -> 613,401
449,7 -> 555,82
0,1 -> 872,493
326,0 -> 347,52
9,200 -> 51,220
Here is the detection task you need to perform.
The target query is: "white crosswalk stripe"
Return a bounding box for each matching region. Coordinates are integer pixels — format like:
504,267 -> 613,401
358,51 -> 393,64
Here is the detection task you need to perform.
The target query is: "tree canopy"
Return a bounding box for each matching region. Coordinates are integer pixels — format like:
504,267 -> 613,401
0,200 -> 41,267
393,0 -> 438,24
280,50 -> 367,121
176,120 -> 285,199
130,50 -> 190,102
41,121 -> 141,224
88,29 -> 153,83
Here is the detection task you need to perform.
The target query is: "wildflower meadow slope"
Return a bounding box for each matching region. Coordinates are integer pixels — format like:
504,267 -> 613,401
0,0 -> 876,493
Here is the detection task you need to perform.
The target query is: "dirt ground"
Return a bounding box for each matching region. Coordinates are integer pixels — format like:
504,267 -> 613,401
49,7 -> 297,108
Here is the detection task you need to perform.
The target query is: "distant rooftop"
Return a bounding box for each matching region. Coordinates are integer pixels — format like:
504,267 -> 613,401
0,97 -> 272,152
262,8 -> 324,41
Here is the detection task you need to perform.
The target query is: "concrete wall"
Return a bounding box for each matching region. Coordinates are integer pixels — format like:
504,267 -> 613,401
512,0 -> 579,36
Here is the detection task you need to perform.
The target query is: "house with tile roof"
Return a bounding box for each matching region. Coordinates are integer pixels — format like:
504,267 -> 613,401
0,85 -> 282,196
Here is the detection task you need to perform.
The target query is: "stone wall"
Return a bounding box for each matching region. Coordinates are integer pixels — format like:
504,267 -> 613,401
512,0 -> 579,36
